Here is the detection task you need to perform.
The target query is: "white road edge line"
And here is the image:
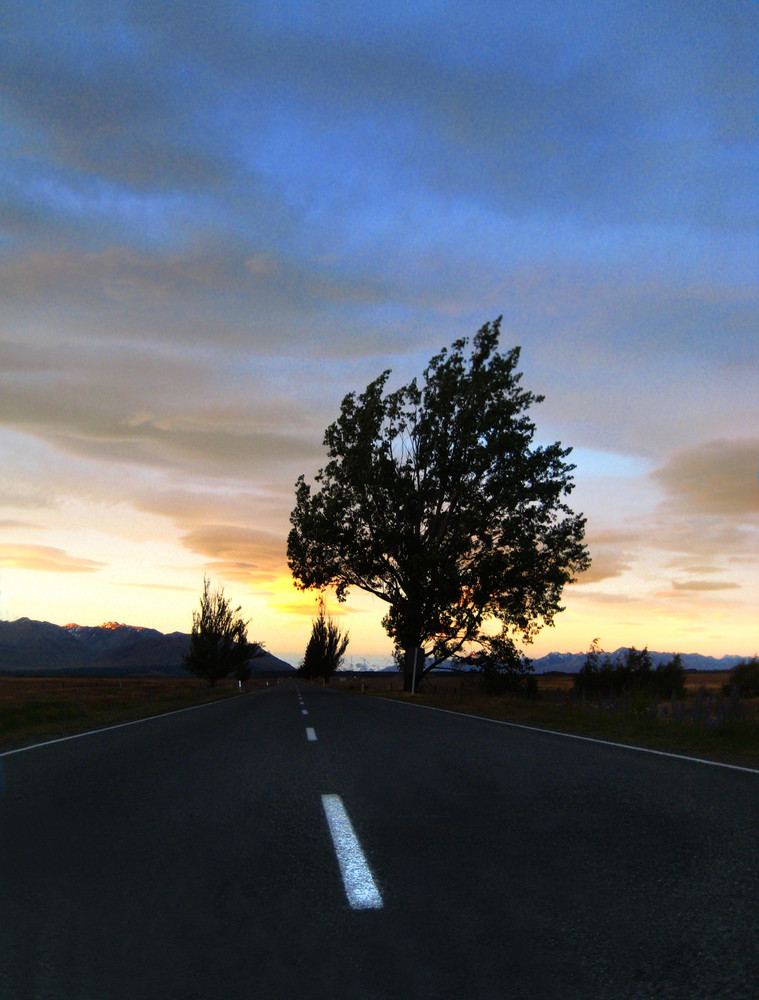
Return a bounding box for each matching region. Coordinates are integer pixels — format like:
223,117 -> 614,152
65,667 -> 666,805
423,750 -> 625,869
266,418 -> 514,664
380,698 -> 759,776
321,794 -> 383,910
306,727 -> 317,741
0,692 -> 262,759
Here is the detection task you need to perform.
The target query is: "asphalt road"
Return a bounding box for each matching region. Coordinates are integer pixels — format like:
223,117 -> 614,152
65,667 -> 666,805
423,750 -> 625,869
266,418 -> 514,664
1,680 -> 758,999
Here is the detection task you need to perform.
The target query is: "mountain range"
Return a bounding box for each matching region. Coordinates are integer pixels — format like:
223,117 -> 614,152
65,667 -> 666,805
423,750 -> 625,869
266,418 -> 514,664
0,617 -> 746,677
526,649 -> 745,674
0,618 -> 295,676
384,649 -> 745,675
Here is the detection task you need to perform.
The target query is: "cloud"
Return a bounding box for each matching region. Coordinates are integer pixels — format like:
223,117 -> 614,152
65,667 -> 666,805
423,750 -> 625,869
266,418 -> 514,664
3,2 -> 752,280
131,485 -> 279,530
652,439 -> 759,518
114,0 -> 756,231
0,544 -> 104,573
180,525 -> 286,584
656,519 -> 754,552
569,591 -> 641,605
568,444 -> 759,603
0,484 -> 54,510
0,243 -> 396,359
0,338 -> 324,479
663,559 -> 727,575
575,550 -> 632,585
123,581 -> 196,593
575,529 -> 639,584
2,2 -> 755,403
0,244 -> 341,312
0,20 -> 233,195
270,599 -> 363,618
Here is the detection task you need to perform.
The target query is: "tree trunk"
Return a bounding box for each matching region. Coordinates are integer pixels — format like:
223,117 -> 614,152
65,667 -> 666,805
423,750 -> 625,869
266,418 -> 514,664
403,647 -> 424,693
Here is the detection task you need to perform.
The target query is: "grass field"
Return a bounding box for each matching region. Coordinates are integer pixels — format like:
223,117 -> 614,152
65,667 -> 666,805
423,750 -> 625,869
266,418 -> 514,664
0,676 -> 277,752
332,670 -> 759,770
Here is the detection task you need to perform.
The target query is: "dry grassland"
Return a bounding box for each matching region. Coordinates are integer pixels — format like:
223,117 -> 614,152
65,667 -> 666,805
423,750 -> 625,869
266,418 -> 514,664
0,676 -> 274,752
333,670 -> 759,770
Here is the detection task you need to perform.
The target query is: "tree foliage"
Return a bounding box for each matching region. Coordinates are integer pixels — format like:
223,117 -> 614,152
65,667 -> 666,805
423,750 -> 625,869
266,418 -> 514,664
299,597 -> 350,682
287,318 -> 590,690
183,576 -> 261,686
456,635 -> 536,696
723,656 -> 759,698
654,653 -> 687,700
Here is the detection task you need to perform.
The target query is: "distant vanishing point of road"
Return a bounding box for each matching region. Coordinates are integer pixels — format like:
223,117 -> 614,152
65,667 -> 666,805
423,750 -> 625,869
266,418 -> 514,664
1,681 -> 758,999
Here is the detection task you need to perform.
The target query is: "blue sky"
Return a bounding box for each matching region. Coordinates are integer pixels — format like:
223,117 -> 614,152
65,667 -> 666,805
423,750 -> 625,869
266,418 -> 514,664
0,1 -> 757,664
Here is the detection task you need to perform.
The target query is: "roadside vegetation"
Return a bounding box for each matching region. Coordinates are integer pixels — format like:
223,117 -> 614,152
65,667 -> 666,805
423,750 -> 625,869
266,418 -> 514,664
183,576 -> 264,685
335,664 -> 759,770
0,577 -> 273,753
0,677 -> 271,752
297,597 -> 350,682
5,664 -> 757,769
725,655 -> 759,698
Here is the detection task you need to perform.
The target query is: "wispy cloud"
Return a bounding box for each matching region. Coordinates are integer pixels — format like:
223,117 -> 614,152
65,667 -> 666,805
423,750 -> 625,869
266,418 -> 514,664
670,579 -> 741,592
0,544 -> 105,573
0,338 -> 324,478
180,525 -> 286,584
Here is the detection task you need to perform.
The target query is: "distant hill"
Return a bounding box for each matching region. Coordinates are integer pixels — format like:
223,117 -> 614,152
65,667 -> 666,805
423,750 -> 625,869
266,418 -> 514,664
0,618 -> 295,676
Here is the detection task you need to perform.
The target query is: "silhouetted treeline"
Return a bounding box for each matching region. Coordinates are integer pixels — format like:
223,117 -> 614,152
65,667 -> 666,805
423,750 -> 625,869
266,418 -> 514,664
574,646 -> 686,699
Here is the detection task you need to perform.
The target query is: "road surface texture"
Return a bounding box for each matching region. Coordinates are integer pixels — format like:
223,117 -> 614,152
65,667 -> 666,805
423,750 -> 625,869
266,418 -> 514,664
1,680 -> 757,999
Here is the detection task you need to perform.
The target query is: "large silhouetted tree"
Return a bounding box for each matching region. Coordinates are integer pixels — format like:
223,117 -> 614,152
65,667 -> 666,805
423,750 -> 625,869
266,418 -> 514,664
288,318 -> 590,691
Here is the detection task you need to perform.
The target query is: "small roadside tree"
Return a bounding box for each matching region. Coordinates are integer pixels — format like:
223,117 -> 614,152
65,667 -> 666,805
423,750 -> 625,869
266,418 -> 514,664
574,641 -> 617,698
299,598 -> 350,682
616,646 -> 653,692
457,635 -> 535,696
723,655 -> 759,698
653,653 -> 686,700
183,576 -> 261,686
288,318 -> 590,691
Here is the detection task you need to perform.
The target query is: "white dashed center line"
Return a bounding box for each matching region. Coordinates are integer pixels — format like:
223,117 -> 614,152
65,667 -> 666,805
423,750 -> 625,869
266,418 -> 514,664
306,727 -> 317,741
302,709 -> 308,715
321,794 -> 383,910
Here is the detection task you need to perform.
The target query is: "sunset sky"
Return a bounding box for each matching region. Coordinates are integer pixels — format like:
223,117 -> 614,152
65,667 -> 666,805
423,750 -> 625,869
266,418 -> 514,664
1,1 -> 757,667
